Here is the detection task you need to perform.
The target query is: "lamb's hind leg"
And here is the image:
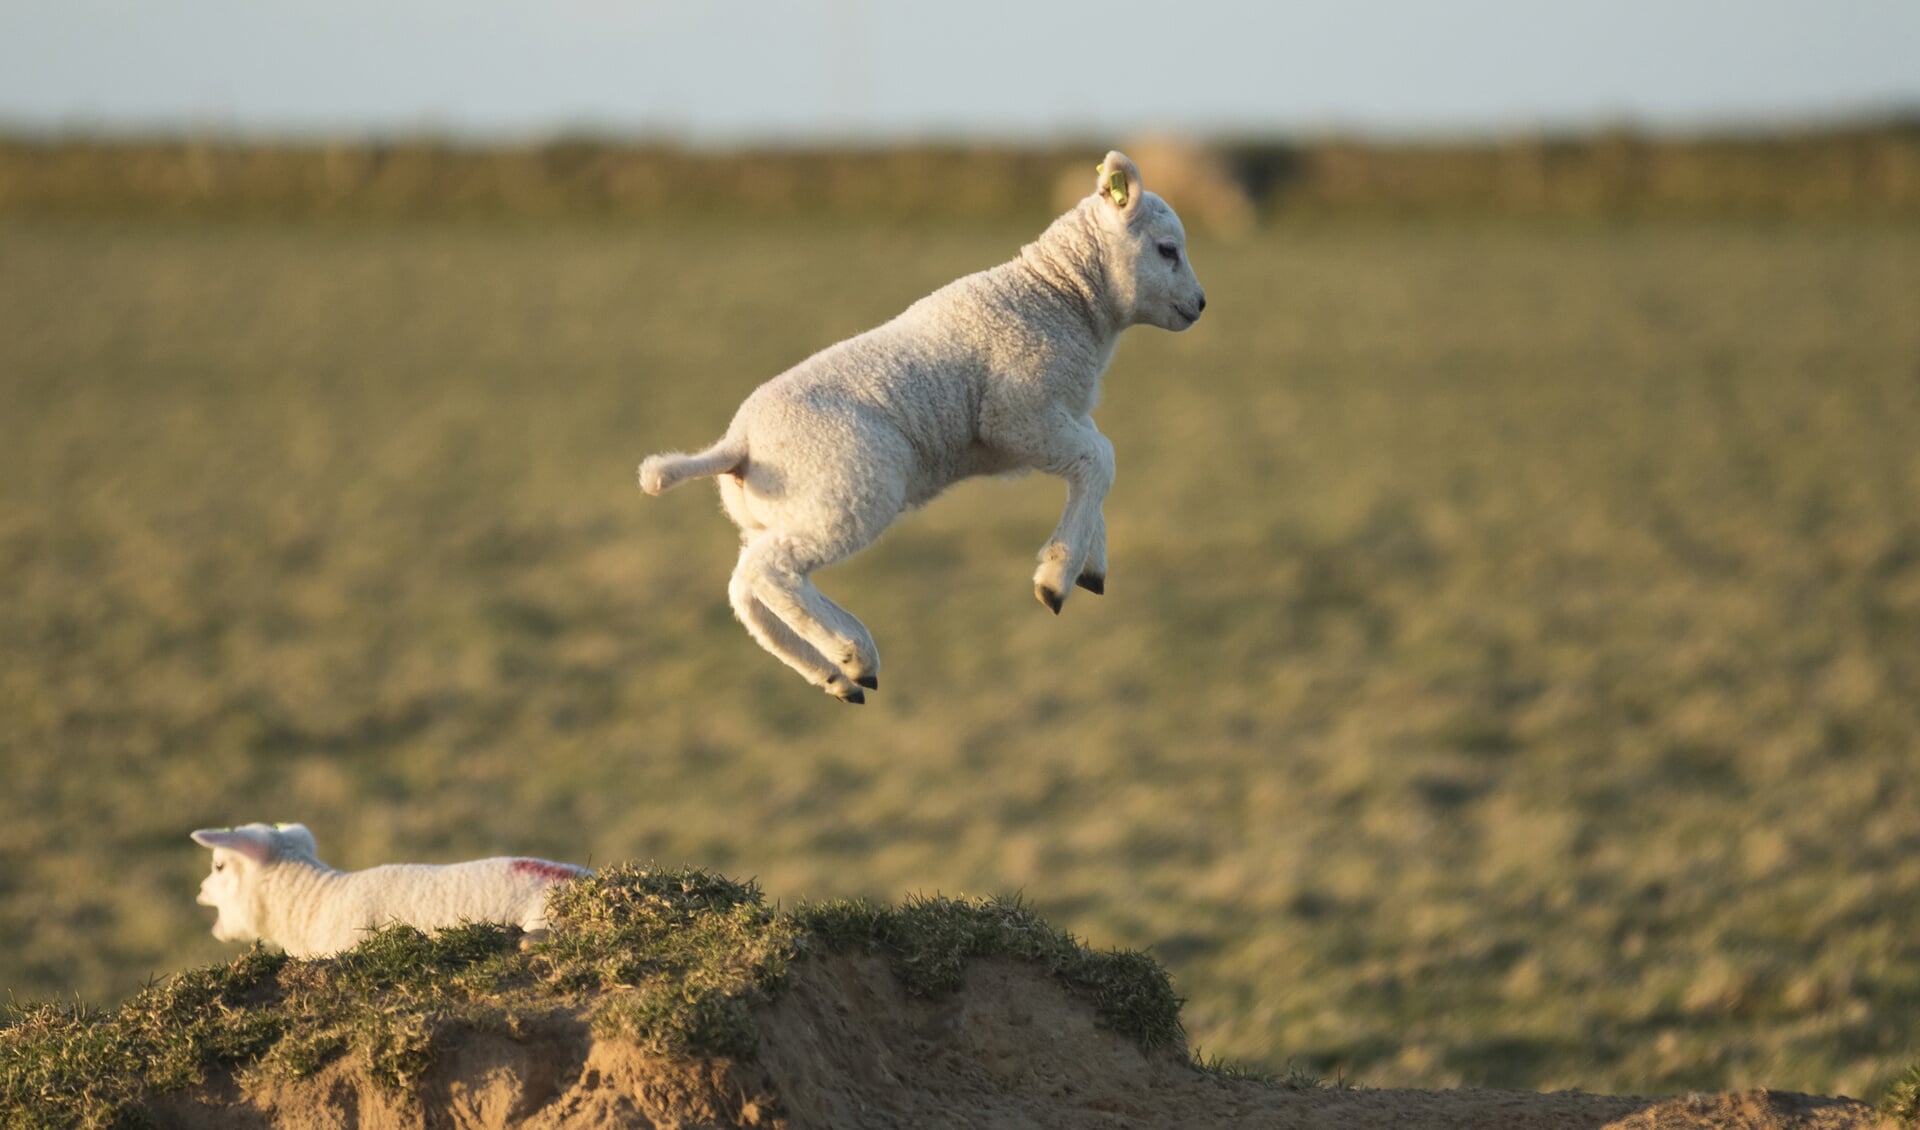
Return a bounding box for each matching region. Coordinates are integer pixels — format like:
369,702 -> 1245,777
728,556 -> 866,703
804,581 -> 880,690
737,533 -> 881,699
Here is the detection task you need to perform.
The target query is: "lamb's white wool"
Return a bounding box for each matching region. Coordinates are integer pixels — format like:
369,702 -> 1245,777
638,150 -> 1206,702
190,823 -> 588,958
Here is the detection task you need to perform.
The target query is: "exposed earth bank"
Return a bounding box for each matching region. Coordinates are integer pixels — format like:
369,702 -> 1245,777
152,954 -> 1882,1130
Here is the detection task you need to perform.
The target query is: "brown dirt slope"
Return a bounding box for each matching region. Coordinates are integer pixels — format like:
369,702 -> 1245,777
147,953 -> 1882,1130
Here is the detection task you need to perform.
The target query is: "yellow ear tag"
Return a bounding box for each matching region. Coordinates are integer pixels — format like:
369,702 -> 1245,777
1105,167 -> 1129,206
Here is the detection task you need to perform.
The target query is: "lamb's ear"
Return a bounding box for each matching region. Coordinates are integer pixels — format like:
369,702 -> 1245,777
1095,151 -> 1144,219
191,826 -> 274,864
271,822 -> 320,858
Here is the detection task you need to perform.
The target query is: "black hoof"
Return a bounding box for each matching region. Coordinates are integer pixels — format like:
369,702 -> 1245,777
1075,573 -> 1105,595
855,674 -> 879,691
1036,584 -> 1064,615
836,687 -> 866,705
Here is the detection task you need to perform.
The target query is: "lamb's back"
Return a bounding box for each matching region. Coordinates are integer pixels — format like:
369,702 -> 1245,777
734,265 -> 1078,486
349,858 -> 575,933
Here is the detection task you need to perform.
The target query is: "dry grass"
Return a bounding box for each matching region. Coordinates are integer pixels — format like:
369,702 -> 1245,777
2,212 -> 1918,1098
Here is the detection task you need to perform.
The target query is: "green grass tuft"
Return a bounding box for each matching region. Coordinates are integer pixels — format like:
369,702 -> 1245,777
0,1002 -> 143,1130
0,946 -> 290,1129
0,923 -> 535,1124
794,891 -> 1187,1054
329,920 -> 522,999
1881,1061 -> 1920,1127
539,864 -> 801,1058
1194,1048 -> 1340,1090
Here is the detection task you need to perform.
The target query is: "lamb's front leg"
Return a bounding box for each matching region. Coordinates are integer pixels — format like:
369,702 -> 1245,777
1076,508 -> 1108,595
1033,428 -> 1115,615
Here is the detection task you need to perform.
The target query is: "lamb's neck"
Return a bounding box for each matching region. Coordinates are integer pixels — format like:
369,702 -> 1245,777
1011,206 -> 1123,346
259,857 -> 347,955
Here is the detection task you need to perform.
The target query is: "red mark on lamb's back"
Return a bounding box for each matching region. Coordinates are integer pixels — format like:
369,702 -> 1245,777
511,859 -> 585,883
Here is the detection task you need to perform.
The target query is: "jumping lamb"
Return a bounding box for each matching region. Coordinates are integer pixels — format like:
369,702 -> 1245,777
637,150 -> 1207,703
191,823 -> 588,958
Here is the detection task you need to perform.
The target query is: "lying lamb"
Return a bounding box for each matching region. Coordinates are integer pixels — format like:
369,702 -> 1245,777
638,150 -> 1207,702
191,823 -> 588,958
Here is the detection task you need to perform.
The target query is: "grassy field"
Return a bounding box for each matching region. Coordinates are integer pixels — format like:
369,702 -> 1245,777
3,212 -> 1918,1098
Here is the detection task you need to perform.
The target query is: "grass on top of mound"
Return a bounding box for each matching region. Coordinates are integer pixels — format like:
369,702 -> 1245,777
1881,1063 -> 1920,1127
0,864 -> 1214,1129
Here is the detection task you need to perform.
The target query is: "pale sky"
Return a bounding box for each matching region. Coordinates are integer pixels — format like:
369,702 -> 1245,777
1,1 -> 1915,140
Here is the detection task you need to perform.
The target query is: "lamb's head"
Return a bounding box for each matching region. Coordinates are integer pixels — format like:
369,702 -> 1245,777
1089,150 -> 1207,332
190,822 -> 320,943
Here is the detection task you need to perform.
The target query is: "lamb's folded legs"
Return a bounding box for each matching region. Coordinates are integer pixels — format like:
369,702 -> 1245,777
731,534 -> 880,701
729,579 -> 861,701
1033,431 -> 1116,613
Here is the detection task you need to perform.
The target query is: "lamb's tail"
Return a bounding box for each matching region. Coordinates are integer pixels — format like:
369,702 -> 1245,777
638,436 -> 747,496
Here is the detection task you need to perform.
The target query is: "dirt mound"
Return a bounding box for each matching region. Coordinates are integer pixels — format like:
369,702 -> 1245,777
149,1009 -> 776,1130
144,954 -> 1882,1130
1601,1089 -> 1885,1130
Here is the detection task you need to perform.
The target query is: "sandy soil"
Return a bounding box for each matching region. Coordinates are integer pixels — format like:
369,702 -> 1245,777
148,954 -> 1886,1129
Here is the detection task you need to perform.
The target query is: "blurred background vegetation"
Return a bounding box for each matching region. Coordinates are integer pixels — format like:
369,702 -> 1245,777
2,126 -> 1918,1099
4,124 -> 1919,221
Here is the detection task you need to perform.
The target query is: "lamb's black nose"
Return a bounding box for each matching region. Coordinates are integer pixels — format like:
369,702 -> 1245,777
1196,295 -> 1207,313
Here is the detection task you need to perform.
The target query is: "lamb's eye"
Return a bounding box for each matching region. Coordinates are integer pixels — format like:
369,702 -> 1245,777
1157,243 -> 1180,264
